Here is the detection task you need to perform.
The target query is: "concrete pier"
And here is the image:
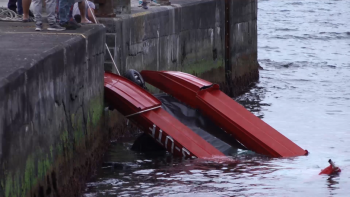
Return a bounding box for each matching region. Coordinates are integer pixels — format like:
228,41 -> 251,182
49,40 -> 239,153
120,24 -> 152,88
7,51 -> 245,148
0,22 -> 111,197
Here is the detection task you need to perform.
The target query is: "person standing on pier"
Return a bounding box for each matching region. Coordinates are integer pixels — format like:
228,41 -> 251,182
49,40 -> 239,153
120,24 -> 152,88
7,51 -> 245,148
32,0 -> 65,30
59,0 -> 92,30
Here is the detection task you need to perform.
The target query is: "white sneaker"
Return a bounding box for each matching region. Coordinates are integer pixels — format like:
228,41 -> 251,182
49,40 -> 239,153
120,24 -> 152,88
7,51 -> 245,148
35,23 -> 42,31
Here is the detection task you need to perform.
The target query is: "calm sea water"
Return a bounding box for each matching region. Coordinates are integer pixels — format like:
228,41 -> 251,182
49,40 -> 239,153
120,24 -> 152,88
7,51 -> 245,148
84,0 -> 350,196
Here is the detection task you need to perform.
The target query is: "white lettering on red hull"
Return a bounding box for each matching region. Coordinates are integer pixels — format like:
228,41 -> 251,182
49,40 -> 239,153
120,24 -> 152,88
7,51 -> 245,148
148,124 -> 192,158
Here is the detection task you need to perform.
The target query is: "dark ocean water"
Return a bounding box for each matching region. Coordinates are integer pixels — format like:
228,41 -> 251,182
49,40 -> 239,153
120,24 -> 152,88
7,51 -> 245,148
84,0 -> 350,196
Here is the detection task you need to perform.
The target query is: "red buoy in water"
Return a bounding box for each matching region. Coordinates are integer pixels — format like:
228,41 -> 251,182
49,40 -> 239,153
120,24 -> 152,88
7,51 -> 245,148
319,159 -> 341,175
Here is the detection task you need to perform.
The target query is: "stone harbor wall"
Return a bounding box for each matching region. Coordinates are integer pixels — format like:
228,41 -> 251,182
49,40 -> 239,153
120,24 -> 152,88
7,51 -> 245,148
0,23 -> 128,197
100,0 -> 258,96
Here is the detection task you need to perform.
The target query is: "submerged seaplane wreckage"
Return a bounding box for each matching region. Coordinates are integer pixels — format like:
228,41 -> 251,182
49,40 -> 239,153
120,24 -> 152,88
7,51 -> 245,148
104,70 -> 309,159
105,70 -> 342,175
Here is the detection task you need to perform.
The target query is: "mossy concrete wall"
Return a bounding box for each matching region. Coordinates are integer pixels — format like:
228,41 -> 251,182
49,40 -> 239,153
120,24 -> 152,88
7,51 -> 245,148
0,23 -> 117,197
227,0 -> 259,96
100,0 -> 258,96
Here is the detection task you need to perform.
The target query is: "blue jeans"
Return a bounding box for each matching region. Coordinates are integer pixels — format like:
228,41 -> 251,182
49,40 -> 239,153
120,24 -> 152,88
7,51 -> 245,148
59,0 -> 74,24
8,0 -> 23,15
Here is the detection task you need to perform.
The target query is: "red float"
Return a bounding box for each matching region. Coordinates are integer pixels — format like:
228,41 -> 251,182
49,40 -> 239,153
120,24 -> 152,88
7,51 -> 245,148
319,159 -> 341,175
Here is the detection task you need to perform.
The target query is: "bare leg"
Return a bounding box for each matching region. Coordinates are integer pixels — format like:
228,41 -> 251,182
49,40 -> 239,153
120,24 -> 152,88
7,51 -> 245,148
22,0 -> 31,20
79,1 -> 91,23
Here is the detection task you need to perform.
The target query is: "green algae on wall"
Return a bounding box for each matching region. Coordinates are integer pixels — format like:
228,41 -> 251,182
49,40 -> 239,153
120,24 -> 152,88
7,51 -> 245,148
182,58 -> 223,77
72,112 -> 85,146
5,153 -> 50,197
90,96 -> 104,127
3,95 -> 105,197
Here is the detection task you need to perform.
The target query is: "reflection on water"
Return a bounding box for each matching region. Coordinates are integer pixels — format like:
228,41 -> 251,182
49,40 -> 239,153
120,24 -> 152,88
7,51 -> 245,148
235,85 -> 269,119
84,0 -> 350,196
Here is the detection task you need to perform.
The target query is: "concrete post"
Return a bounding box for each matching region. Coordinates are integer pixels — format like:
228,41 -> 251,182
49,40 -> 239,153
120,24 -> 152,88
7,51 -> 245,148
95,0 -> 131,17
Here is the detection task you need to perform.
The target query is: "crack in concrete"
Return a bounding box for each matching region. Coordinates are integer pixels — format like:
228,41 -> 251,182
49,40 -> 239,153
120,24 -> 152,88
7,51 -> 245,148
61,100 -> 75,150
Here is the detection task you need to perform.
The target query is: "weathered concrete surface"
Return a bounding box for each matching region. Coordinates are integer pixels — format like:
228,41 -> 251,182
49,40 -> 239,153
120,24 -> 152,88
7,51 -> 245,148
0,22 -> 117,197
100,0 -> 258,96
227,0 -> 259,96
